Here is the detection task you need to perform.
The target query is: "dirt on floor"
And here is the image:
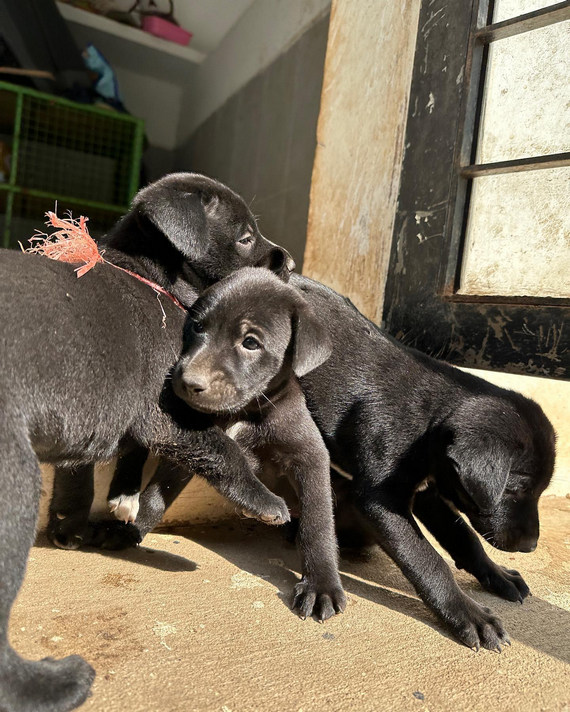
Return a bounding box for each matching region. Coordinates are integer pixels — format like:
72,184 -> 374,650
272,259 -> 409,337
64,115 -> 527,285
10,497 -> 570,712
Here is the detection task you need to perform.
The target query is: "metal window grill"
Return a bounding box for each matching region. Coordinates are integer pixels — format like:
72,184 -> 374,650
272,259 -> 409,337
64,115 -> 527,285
0,80 -> 144,248
443,0 -> 570,298
460,1 -> 570,179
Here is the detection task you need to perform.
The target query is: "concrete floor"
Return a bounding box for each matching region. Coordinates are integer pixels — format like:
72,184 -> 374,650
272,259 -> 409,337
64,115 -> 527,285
11,497 -> 570,712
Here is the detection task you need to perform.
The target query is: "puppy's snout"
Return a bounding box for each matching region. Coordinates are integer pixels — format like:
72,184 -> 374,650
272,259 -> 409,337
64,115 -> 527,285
182,373 -> 209,395
257,247 -> 295,277
172,362 -> 211,403
493,527 -> 538,553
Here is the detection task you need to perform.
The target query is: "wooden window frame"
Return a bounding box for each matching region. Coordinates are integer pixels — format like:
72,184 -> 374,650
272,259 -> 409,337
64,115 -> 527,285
383,0 -> 570,378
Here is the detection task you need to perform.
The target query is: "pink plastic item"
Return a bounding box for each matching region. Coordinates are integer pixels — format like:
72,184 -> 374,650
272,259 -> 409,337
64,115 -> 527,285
141,16 -> 192,46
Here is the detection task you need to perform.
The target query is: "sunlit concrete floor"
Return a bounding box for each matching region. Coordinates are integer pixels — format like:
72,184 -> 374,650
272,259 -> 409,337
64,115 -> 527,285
11,497 -> 570,712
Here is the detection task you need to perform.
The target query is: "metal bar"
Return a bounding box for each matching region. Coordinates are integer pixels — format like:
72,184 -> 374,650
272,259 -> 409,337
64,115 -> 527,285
0,80 -> 140,123
441,0 -> 492,296
3,185 -> 127,213
476,1 -> 570,43
128,118 -> 145,202
9,91 -> 23,187
446,293 -> 570,307
461,152 -> 570,177
3,189 -> 14,249
4,91 -> 24,248
0,67 -> 55,80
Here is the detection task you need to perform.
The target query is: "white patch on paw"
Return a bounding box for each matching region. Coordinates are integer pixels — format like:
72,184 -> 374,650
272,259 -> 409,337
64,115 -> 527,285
108,493 -> 140,523
225,421 -> 244,440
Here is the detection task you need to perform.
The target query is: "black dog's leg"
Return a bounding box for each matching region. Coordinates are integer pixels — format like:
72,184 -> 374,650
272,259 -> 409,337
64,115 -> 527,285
0,431 -> 95,712
47,464 -> 94,550
107,446 -> 149,523
331,468 -> 377,550
87,459 -> 192,550
356,485 -> 510,651
289,438 -> 346,621
88,422 -> 290,550
152,426 -> 291,524
413,486 -> 530,602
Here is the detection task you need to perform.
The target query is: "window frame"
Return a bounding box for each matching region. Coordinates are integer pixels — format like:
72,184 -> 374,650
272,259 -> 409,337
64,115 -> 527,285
382,0 -> 570,378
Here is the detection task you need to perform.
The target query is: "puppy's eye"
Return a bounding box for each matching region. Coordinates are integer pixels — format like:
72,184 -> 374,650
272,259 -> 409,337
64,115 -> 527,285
192,321 -> 204,333
242,336 -> 261,350
238,227 -> 254,246
507,483 -> 531,497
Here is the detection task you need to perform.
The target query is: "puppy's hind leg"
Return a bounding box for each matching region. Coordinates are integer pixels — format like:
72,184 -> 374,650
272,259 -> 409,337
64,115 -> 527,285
107,446 -> 148,524
331,469 -> 377,553
88,458 -> 192,550
48,464 -> 94,550
0,429 -> 95,712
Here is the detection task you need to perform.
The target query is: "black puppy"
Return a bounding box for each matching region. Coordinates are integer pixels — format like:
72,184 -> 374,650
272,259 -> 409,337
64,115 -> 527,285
293,275 -> 555,651
171,267 -> 346,620
96,273 -> 556,651
103,268 -> 346,620
48,172 -> 293,550
0,173 -> 293,712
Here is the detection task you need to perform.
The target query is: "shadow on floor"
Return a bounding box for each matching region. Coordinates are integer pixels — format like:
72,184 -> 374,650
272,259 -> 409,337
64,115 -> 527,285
167,522 -> 570,665
35,533 -> 198,573
37,517 -> 570,665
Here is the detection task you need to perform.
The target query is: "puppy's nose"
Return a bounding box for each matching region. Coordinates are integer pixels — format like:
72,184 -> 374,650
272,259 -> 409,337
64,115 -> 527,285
257,247 -> 295,275
517,537 -> 537,553
182,374 -> 209,395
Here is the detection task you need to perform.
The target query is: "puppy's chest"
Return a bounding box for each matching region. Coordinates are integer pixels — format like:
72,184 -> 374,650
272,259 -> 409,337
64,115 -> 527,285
223,419 -> 292,470
224,418 -> 274,451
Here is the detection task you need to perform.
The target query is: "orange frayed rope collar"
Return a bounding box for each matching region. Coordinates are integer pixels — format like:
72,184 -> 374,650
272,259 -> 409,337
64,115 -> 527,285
24,211 -> 185,318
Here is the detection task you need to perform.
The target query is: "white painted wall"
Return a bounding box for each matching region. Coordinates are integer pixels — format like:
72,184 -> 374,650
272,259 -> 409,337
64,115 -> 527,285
60,0 -> 330,151
176,0 -> 331,145
114,66 -> 183,150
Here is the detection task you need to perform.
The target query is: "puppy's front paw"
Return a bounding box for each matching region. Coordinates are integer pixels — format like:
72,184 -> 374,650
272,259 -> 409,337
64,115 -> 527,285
478,563 -> 530,603
108,493 -> 140,523
241,491 -> 290,525
451,593 -> 511,651
292,577 -> 347,622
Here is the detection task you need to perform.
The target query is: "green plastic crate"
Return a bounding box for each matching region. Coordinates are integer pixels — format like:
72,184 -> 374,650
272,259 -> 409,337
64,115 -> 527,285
0,81 -> 144,248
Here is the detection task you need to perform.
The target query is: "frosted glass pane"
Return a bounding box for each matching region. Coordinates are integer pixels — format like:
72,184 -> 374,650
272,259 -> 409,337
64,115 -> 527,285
476,20 -> 570,162
459,168 -> 570,298
493,0 -> 559,23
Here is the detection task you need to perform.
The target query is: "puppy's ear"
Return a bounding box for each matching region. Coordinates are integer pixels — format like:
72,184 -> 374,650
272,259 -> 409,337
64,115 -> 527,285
291,301 -> 332,377
446,396 -> 518,511
140,190 -> 209,261
448,434 -> 512,511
